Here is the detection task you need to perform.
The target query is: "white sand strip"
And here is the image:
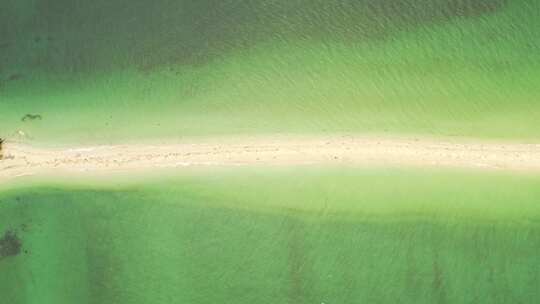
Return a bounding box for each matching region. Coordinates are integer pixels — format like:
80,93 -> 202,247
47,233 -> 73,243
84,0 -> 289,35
1,136 -> 540,182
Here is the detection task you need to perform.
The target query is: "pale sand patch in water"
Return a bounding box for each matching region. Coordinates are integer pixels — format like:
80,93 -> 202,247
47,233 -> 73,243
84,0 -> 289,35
1,135 -> 540,183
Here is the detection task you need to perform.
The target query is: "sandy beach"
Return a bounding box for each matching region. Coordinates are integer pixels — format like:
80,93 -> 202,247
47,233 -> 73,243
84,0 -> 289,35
1,135 -> 540,183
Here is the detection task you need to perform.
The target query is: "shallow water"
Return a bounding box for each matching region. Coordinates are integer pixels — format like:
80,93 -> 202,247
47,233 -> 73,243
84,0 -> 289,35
1,1 -> 539,144
1,168 -> 540,303
1,2 -> 540,303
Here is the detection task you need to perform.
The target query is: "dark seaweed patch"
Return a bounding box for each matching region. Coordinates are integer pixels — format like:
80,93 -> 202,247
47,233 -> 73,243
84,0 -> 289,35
0,230 -> 22,260
21,114 -> 43,122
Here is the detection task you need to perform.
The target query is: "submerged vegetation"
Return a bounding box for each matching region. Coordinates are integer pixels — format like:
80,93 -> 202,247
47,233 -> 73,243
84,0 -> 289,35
0,230 -> 22,260
21,114 -> 42,122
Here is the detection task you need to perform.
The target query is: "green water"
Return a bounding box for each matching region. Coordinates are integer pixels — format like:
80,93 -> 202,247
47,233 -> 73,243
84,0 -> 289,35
2,2 -> 540,303
1,168 -> 540,303
1,1 -> 539,143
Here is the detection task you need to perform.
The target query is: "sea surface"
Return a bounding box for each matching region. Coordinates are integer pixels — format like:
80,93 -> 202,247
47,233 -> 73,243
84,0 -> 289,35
1,1 -> 540,303
1,167 -> 540,303
0,0 -> 539,144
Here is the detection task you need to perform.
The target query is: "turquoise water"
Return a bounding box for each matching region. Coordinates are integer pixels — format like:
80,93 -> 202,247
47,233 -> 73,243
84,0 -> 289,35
1,168 -> 540,303
1,1 -> 539,143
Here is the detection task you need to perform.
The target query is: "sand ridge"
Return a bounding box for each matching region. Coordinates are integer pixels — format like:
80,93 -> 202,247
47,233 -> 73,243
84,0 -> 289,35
1,136 -> 540,182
